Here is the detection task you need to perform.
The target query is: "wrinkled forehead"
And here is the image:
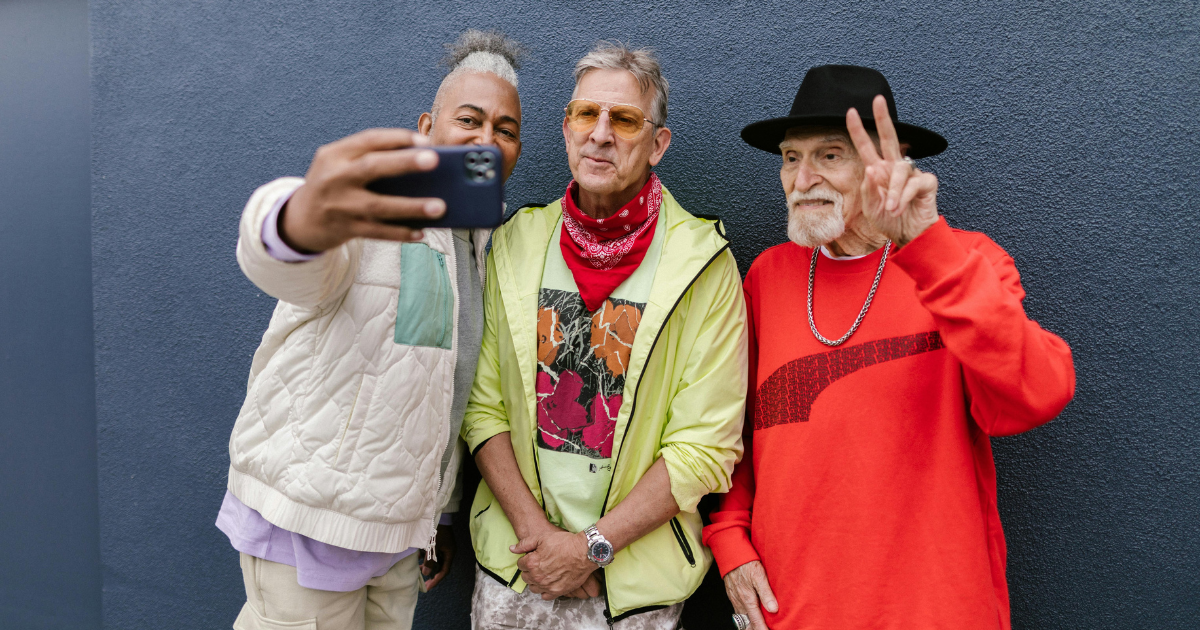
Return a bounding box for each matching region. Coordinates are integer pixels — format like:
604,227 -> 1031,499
572,68 -> 652,111
779,126 -> 853,151
441,71 -> 522,120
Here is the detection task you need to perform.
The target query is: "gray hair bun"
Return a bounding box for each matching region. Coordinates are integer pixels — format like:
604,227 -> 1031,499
442,29 -> 525,87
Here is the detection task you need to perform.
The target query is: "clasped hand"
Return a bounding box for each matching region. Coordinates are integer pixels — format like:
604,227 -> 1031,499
846,95 -> 940,247
512,530 -> 602,600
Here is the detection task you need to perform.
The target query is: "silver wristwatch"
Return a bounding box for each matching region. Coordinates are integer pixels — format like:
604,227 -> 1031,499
584,525 -> 614,567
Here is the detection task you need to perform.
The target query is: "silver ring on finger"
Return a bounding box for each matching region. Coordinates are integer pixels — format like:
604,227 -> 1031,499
732,613 -> 751,630
902,156 -> 917,168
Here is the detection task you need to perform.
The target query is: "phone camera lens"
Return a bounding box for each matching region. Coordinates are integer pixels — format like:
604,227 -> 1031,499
465,152 -> 478,166
480,153 -> 493,166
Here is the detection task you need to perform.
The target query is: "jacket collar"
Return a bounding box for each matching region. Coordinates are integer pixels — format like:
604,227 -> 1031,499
489,184 -> 730,445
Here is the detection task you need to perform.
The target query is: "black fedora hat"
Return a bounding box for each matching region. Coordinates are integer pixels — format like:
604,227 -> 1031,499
741,65 -> 947,159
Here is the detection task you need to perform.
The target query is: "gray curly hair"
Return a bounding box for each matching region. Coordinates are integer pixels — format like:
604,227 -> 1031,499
573,42 -> 668,126
431,29 -> 524,122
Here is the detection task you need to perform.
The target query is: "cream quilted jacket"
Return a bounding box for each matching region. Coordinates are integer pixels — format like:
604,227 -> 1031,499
226,177 -> 486,554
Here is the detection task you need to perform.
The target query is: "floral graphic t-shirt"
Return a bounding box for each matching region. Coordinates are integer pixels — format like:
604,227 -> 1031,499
534,214 -> 663,533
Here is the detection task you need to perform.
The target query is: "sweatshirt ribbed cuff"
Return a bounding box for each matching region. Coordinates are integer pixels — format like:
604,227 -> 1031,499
704,526 -> 761,577
889,217 -> 969,291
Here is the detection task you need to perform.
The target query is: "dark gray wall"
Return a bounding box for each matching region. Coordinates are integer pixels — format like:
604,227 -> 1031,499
89,1 -> 1199,629
0,1 -> 99,628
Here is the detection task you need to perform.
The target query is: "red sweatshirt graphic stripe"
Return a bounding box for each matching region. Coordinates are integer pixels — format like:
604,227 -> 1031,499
703,219 -> 1075,630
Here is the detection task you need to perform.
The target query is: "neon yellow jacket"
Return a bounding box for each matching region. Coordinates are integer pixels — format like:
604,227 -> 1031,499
461,186 -> 748,622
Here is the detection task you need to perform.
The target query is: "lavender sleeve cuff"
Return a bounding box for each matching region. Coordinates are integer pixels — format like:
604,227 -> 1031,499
439,513 -> 453,526
261,183 -> 321,262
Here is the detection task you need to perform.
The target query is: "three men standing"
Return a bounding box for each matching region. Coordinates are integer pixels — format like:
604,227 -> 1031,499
703,65 -> 1076,630
222,31 -> 1073,630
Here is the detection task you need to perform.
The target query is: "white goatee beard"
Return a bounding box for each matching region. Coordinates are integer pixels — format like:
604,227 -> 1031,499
786,189 -> 845,248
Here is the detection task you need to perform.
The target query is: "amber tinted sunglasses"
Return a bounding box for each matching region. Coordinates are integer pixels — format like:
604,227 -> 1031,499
564,99 -> 658,139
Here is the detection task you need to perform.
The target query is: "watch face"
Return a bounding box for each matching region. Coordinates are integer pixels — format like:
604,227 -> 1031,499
590,540 -> 614,563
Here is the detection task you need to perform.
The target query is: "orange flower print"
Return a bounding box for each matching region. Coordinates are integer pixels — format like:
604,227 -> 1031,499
537,306 -> 563,366
590,300 -> 641,377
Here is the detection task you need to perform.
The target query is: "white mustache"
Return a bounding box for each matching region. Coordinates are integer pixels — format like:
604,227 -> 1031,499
786,188 -> 845,248
787,189 -> 841,207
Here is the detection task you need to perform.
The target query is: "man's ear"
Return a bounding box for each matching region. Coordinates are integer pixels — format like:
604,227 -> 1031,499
417,112 -> 433,136
647,126 -> 672,167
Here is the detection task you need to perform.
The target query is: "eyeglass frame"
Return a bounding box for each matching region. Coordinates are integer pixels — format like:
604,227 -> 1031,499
563,98 -> 663,139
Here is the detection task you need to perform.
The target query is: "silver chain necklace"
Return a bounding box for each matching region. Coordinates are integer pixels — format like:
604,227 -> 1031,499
807,241 -> 891,347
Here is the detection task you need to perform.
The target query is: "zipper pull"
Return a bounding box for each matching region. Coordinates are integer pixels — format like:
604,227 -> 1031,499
423,518 -> 439,564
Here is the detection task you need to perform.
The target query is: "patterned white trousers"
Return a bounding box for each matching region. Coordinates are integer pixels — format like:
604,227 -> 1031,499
471,566 -> 683,630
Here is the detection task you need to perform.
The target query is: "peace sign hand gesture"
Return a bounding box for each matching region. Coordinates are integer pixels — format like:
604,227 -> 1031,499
846,95 -> 940,246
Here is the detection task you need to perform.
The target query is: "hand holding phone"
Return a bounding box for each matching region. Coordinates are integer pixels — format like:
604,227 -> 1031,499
367,145 -> 504,229
278,128 -> 448,254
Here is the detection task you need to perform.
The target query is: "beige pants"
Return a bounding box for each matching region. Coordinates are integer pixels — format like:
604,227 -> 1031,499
470,566 -> 682,630
233,552 -> 422,630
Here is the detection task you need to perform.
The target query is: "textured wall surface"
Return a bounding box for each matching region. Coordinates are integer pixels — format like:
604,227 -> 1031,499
0,1 -> 99,628
91,1 -> 1198,628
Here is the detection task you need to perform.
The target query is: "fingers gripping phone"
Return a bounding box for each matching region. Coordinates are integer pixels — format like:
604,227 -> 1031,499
367,145 -> 504,229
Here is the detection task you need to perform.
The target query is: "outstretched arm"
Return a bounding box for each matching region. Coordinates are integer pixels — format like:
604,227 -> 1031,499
280,128 -> 445,252
237,128 -> 448,309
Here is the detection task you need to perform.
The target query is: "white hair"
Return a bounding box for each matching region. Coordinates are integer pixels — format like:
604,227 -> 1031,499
431,30 -> 523,122
572,41 -> 668,126
450,51 -> 518,87
787,188 -> 846,247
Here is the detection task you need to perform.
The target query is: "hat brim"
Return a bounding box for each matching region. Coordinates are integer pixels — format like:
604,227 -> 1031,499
740,115 -> 947,159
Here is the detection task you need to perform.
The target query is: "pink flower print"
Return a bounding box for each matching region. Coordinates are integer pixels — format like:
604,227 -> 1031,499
537,370 -> 588,448
582,393 -> 620,457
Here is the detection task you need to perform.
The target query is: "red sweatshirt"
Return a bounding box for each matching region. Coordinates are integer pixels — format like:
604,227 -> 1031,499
703,218 -> 1075,630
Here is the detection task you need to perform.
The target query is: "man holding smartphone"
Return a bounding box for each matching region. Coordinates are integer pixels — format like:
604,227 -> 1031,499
463,43 -> 748,629
216,30 -> 524,630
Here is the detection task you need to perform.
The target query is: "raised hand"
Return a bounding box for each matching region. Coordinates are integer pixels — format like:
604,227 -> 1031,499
846,96 -> 939,246
511,530 -> 597,600
279,128 -> 447,253
723,560 -> 778,630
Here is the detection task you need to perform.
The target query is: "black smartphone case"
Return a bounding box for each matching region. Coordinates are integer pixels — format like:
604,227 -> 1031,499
367,145 -> 504,229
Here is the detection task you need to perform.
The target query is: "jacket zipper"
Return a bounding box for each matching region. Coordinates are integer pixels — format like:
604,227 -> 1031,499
426,243 -> 457,562
331,374 -> 366,465
437,253 -> 450,349
669,517 -> 696,567
598,242 -> 730,622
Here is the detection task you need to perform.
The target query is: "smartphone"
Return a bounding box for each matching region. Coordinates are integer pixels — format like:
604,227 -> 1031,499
367,145 -> 504,229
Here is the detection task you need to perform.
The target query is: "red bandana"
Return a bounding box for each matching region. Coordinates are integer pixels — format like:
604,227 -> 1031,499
560,173 -> 662,312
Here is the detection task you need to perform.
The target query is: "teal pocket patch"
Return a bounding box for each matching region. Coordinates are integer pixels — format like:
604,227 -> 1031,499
394,243 -> 454,350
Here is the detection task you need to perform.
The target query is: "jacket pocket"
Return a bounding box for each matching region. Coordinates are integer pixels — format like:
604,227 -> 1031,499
469,482 -> 522,587
394,243 -> 454,349
669,517 -> 696,567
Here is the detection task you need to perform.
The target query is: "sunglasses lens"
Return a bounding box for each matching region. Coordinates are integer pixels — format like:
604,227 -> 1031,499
608,105 -> 646,139
566,100 -> 649,138
567,101 -> 601,132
